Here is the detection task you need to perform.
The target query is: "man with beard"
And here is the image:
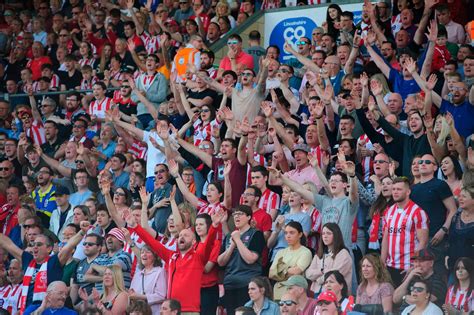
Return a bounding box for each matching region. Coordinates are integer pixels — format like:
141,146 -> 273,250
63,92 -> 84,120
89,228 -> 132,290
380,176 -> 429,286
128,207 -> 223,313
40,120 -> 64,158
425,81 -> 474,139
201,50 -> 217,79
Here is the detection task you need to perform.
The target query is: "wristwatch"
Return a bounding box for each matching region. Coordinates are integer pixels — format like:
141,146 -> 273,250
441,226 -> 448,233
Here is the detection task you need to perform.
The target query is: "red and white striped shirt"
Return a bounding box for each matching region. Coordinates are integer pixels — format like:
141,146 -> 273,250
78,57 -> 97,68
245,152 -> 267,186
197,200 -> 227,239
193,118 -> 222,146
80,76 -> 99,92
141,33 -> 160,55
446,285 -> 474,312
258,188 -> 280,215
304,205 -> 322,251
0,284 -> 21,314
383,200 -> 429,270
26,119 -> 46,145
310,145 -> 327,169
123,230 -> 145,278
50,74 -> 60,90
128,140 -> 148,160
88,97 -> 114,131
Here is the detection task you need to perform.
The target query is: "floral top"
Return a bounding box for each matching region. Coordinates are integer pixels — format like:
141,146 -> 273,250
356,282 -> 394,305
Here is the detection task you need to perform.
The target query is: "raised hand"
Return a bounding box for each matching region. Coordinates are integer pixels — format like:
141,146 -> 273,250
211,209 -> 226,227
101,180 -> 111,195
139,186 -> 149,204
370,79 -> 383,96
308,151 -> 319,168
360,72 -> 369,87
121,227 -> 133,244
425,19 -> 438,42
78,287 -> 89,302
80,221 -> 91,234
425,74 -> 438,91
283,41 -> 296,54
313,100 -> 325,117
223,160 -> 232,177
341,160 -> 356,177
168,159 -> 180,178
260,101 -> 273,118
240,116 -> 251,135
268,127 -> 277,139
404,57 -> 417,74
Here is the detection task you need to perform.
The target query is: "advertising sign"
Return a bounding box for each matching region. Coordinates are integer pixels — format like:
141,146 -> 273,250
264,3 -> 364,62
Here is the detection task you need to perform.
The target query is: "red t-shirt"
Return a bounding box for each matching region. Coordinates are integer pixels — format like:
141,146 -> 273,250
252,208 -> 272,266
211,157 -> 246,208
27,56 -> 53,81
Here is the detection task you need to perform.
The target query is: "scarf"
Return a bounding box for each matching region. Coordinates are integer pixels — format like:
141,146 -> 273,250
19,256 -> 50,314
368,211 -> 384,250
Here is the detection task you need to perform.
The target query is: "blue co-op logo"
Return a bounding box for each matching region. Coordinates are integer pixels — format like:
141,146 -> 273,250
269,17 -> 317,63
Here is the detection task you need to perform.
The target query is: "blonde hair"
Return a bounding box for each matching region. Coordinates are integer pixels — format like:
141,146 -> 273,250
102,265 -> 126,302
370,74 -> 391,96
435,115 -> 450,145
215,2 -> 230,17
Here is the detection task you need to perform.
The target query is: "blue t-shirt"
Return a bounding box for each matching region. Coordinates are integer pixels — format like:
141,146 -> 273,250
388,68 -> 421,101
24,305 -> 77,315
440,99 -> 474,139
21,252 -> 64,306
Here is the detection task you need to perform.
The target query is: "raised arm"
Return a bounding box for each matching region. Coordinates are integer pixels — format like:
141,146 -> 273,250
138,187 -> 158,238
177,137 -> 213,167
365,42 -> 391,78
273,169 -> 314,203
102,181 -> 126,227
27,87 -> 43,123
58,222 -> 88,265
0,233 -> 23,261
344,34 -> 361,74
283,42 -> 320,73
223,161 -> 232,209
420,20 -> 437,78
168,159 -> 200,208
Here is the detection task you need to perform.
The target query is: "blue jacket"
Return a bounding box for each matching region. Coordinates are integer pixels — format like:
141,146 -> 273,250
245,297 -> 281,314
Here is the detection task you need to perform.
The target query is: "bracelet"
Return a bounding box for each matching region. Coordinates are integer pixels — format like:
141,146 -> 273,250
441,226 -> 448,233
314,115 -> 323,120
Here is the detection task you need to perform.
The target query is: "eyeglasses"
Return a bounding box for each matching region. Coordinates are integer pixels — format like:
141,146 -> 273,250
201,109 -> 210,113
417,160 -> 434,165
154,169 -> 167,175
232,211 -> 246,217
296,41 -> 309,45
410,286 -> 426,293
227,40 -> 239,45
373,160 -> 389,164
241,192 -> 255,197
38,170 -> 51,175
241,72 -> 253,77
0,167 -> 9,171
279,300 -> 297,306
83,242 -> 97,247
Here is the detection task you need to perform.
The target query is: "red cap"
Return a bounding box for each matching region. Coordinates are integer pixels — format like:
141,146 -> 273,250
316,291 -> 338,304
107,228 -> 125,243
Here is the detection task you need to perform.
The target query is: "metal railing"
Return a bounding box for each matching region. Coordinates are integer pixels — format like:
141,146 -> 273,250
0,87 -> 120,101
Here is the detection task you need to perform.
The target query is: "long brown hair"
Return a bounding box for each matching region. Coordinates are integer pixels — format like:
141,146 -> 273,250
359,253 -> 393,287
317,223 -> 347,259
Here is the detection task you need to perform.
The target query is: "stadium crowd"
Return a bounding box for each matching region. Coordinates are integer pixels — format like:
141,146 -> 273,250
0,0 -> 473,313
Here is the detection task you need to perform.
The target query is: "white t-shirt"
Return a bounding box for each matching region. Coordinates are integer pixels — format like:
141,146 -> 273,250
401,302 -> 443,315
143,131 -> 166,178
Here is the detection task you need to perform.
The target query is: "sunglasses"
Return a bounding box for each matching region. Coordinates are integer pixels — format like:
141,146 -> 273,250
75,160 -> 85,164
154,169 -> 167,175
121,85 -> 131,88
417,160 -> 434,165
199,144 -> 211,149
115,192 -> 126,197
410,286 -> 425,293
279,300 -> 297,306
0,167 -> 9,171
200,109 -> 210,113
83,242 -> 97,247
241,72 -> 253,77
227,40 -> 239,45
22,224 -> 34,229
296,41 -> 309,45
373,160 -> 389,164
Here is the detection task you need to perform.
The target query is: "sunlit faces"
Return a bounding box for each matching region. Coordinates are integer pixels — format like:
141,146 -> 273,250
177,228 -> 195,251
323,274 -> 343,296
248,281 -> 265,301
411,156 -> 421,178
391,181 -> 410,203
206,183 -> 222,204
381,177 -> 393,198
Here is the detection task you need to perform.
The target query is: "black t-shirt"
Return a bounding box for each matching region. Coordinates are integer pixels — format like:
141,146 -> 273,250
221,227 -> 265,289
59,70 -> 83,91
188,88 -> 218,105
41,138 -> 65,159
410,178 -> 453,237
